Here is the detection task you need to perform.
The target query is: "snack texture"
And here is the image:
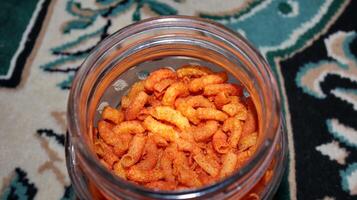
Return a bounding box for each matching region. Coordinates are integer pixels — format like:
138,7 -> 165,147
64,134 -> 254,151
94,66 -> 258,190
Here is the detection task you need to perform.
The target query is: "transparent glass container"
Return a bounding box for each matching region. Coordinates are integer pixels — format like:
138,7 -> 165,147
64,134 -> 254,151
66,16 -> 287,200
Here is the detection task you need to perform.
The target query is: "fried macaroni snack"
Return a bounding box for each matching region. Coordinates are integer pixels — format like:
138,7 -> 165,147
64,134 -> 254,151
94,66 -> 258,191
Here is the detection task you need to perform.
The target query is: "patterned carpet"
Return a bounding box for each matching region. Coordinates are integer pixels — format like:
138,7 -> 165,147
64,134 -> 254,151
0,0 -> 356,199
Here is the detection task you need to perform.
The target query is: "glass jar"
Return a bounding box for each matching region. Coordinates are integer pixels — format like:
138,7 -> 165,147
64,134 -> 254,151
66,16 -> 287,200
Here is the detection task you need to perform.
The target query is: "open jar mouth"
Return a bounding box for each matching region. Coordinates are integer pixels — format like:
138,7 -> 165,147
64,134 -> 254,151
67,16 -> 283,199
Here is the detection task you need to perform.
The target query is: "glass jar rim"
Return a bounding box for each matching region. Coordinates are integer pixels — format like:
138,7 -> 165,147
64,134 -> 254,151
67,15 -> 282,199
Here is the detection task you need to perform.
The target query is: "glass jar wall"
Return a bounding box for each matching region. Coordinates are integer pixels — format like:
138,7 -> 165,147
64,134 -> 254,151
66,16 -> 287,200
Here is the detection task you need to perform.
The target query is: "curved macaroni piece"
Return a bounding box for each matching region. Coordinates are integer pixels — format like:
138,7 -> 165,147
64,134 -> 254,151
160,145 -> 177,182
236,150 -> 252,169
125,91 -> 149,120
177,65 -> 213,78
173,152 -> 202,187
113,162 -> 127,180
222,101 -> 248,118
94,138 -> 107,157
175,99 -> 199,125
103,152 -> 119,168
193,120 -> 219,142
181,76 -> 191,86
136,108 -> 150,121
220,151 -> 238,178
162,82 -> 189,106
176,138 -> 200,153
102,106 -> 124,124
145,68 -> 177,91
178,129 -> 195,143
94,138 -> 119,167
98,120 -> 119,146
186,95 -> 215,108
205,143 -> 221,168
175,96 -> 215,125
135,137 -> 159,170
153,91 -> 165,100
143,116 -> 179,142
147,96 -> 162,107
121,96 -> 130,109
150,132 -> 168,147
120,134 -> 147,168
188,72 -> 228,92
223,117 -> 243,148
149,106 -> 190,130
112,120 -> 145,135
214,92 -> 231,109
196,167 -> 216,185
196,107 -> 228,121
127,167 -> 165,183
121,81 -> 145,109
229,124 -> 243,149
160,154 -> 174,182
154,148 -> 164,169
153,78 -> 176,92
193,151 -> 219,177
203,83 -> 242,96
238,132 -> 257,151
222,116 -> 241,132
113,132 -> 133,157
235,108 -> 248,121
212,129 -> 230,154
242,100 -> 257,136
172,150 -> 189,168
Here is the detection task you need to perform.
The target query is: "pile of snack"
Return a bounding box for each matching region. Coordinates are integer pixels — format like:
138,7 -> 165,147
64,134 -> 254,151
93,65 -> 258,190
